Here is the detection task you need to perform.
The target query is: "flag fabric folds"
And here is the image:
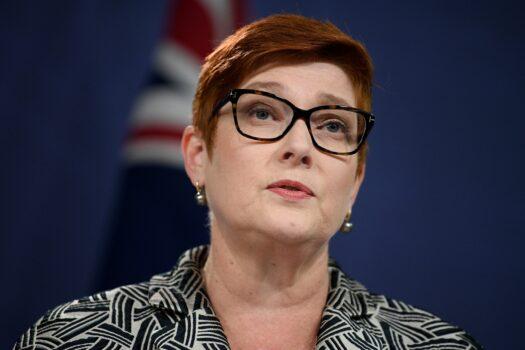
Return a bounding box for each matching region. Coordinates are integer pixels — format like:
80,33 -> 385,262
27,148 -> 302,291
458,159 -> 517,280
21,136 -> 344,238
95,0 -> 247,291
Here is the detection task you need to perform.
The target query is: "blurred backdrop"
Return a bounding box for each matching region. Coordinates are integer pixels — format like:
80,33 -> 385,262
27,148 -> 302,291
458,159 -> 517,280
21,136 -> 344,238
1,0 -> 524,348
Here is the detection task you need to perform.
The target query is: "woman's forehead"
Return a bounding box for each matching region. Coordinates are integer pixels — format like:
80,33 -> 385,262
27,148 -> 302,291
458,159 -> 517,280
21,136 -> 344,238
239,62 -> 357,108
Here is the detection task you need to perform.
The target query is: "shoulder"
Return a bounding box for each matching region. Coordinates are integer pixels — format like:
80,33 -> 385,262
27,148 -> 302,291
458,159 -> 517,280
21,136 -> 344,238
326,260 -> 482,349
13,282 -> 160,350
368,293 -> 483,349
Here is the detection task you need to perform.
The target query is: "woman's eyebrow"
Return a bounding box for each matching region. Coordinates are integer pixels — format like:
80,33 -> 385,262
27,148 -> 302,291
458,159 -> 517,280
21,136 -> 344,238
317,92 -> 352,107
242,81 -> 353,107
242,81 -> 284,93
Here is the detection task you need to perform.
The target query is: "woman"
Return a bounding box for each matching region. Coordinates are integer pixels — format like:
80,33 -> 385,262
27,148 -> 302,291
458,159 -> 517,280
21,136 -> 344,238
15,14 -> 481,350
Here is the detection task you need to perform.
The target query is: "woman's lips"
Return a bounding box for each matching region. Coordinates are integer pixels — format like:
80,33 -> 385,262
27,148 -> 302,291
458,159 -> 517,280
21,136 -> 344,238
266,179 -> 314,201
268,187 -> 313,201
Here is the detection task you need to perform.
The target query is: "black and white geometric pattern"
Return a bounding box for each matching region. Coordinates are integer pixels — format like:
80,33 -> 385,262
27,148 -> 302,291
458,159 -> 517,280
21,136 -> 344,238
14,245 -> 482,349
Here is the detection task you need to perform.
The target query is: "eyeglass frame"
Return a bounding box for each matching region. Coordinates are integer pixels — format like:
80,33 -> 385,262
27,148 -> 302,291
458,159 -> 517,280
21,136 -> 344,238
212,88 -> 375,155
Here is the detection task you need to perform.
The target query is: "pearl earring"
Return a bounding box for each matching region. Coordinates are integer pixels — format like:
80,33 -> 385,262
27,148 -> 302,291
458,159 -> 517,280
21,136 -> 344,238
340,209 -> 354,233
195,181 -> 207,206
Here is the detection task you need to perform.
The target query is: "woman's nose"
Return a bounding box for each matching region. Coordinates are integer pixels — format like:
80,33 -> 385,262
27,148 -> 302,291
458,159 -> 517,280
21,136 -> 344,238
279,119 -> 313,167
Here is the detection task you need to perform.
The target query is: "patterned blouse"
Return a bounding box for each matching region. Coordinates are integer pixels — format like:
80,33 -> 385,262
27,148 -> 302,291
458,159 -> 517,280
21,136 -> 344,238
14,245 -> 482,349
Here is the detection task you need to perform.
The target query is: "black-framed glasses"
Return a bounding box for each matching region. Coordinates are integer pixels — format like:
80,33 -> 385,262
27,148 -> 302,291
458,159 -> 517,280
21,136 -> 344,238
212,89 -> 375,155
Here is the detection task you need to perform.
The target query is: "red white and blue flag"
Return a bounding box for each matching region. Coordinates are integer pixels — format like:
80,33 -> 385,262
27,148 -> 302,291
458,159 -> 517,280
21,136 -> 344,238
125,0 -> 247,166
96,0 -> 247,289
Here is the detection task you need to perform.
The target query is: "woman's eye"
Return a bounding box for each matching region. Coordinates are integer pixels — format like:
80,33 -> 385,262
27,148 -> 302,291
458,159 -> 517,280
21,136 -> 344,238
322,120 -> 346,133
254,109 -> 270,120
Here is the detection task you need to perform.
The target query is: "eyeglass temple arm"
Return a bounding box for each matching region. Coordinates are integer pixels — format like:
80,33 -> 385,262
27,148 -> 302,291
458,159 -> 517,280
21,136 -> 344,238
211,91 -> 235,117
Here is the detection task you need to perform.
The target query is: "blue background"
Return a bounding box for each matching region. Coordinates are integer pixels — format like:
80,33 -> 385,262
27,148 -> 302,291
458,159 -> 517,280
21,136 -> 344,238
1,1 -> 524,348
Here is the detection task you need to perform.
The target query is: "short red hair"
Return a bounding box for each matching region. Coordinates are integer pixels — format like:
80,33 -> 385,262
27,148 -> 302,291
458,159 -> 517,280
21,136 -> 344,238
193,14 -> 373,175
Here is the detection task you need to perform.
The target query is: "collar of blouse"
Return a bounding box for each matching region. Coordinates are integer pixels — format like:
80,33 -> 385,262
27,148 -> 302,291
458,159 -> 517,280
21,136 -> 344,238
147,245 -> 383,350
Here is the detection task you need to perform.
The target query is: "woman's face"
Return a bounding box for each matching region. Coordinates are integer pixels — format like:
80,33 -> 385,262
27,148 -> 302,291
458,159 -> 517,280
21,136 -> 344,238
194,62 -> 364,244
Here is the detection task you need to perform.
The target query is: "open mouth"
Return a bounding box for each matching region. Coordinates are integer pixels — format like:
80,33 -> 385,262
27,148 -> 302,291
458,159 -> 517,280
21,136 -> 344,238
266,179 -> 315,197
280,185 -> 300,191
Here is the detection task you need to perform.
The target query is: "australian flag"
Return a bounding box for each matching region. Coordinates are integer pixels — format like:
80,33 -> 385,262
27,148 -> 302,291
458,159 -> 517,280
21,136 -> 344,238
95,0 -> 247,290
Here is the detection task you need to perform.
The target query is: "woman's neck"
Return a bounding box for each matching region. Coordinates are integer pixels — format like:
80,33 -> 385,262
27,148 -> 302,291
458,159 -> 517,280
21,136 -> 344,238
202,219 -> 330,349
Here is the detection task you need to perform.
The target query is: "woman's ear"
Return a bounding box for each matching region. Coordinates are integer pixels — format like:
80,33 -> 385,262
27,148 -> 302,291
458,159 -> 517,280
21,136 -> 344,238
181,125 -> 207,185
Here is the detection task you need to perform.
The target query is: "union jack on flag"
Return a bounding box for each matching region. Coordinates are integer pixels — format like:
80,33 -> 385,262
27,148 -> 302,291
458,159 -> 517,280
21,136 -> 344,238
125,0 -> 247,166
96,0 -> 247,290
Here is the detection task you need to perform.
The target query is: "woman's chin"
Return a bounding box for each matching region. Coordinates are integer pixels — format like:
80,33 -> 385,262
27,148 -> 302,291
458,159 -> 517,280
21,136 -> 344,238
258,216 -> 325,245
